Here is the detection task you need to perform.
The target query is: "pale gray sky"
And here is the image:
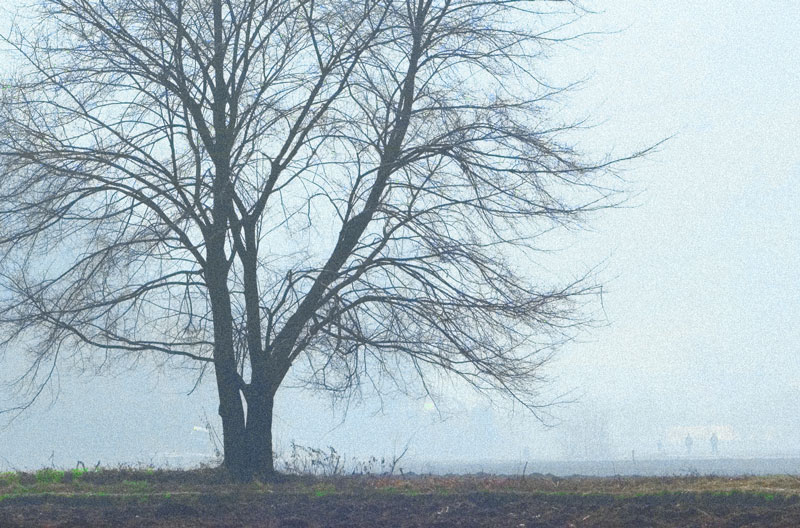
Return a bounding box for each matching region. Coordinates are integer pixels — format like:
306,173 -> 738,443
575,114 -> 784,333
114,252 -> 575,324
547,0 -> 800,458
2,1 -> 800,470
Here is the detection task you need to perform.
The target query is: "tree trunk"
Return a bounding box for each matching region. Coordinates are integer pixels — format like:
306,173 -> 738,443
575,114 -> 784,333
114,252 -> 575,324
214,382 -> 276,480
244,387 -> 275,476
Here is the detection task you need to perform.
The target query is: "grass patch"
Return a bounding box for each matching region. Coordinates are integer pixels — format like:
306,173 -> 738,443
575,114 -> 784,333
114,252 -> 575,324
122,480 -> 150,493
311,483 -> 336,497
35,469 -> 65,485
0,472 -> 20,487
70,467 -> 88,480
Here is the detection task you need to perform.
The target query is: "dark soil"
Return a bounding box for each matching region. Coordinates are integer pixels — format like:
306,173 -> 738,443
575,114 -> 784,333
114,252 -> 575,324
5,472 -> 800,527
3,490 -> 800,527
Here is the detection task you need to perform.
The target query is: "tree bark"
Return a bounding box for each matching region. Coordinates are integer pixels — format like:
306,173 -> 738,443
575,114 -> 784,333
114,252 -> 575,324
244,386 -> 276,476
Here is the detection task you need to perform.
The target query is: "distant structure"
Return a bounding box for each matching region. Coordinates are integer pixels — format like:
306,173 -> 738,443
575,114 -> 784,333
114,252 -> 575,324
685,434 -> 693,456
710,432 -> 719,456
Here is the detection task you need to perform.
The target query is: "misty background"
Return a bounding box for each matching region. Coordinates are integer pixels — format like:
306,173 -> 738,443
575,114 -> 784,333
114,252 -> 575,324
2,2 -> 799,473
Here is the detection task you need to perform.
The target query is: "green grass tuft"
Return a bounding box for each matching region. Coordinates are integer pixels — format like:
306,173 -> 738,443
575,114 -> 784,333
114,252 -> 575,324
35,469 -> 65,485
0,472 -> 20,487
312,483 -> 336,497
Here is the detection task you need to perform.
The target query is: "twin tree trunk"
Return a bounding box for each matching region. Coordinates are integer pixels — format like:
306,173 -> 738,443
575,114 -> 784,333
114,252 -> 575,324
207,247 -> 278,478
220,380 -> 275,479
207,223 -> 277,479
209,278 -> 277,479
205,52 -> 279,476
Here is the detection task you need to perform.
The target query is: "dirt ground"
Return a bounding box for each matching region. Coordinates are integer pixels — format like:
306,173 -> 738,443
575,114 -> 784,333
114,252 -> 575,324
3,470 -> 800,527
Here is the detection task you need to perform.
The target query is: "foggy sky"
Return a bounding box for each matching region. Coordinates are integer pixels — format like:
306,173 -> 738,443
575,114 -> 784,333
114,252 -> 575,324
2,1 -> 800,471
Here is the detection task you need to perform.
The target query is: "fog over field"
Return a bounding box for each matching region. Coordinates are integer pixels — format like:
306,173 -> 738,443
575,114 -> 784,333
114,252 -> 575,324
1,1 -> 799,474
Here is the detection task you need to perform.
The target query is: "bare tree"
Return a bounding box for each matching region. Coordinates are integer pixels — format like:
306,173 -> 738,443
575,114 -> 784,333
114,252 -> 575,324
0,0 -> 642,479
